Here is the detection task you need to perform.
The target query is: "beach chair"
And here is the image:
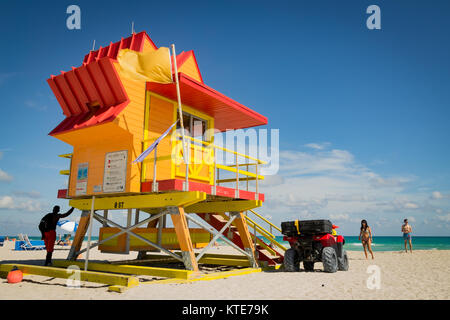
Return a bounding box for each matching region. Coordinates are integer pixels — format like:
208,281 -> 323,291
20,234 -> 45,251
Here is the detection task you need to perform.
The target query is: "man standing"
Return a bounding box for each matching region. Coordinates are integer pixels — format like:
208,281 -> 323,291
401,218 -> 413,253
39,206 -> 75,266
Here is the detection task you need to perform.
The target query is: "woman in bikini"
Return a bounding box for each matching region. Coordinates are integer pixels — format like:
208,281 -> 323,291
359,219 -> 374,259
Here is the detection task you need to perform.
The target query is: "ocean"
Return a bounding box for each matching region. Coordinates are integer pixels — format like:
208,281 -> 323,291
5,236 -> 450,251
272,236 -> 450,251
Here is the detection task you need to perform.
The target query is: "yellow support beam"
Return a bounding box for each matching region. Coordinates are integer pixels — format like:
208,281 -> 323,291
248,209 -> 282,233
0,264 -> 139,288
59,170 -> 70,175
216,164 -> 265,180
185,200 -> 262,213
52,260 -> 195,280
217,177 -> 258,184
58,153 -> 73,159
199,256 -> 251,267
69,191 -> 207,211
147,267 -> 262,284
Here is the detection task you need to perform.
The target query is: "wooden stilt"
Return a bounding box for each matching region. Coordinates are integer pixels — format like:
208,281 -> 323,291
170,207 -> 198,271
68,210 -> 90,260
232,211 -> 258,267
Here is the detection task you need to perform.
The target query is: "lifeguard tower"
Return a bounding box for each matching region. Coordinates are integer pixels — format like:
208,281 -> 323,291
48,31 -> 285,272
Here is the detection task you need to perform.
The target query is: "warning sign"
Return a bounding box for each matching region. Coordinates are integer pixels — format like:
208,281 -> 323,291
103,150 -> 128,193
75,162 -> 88,195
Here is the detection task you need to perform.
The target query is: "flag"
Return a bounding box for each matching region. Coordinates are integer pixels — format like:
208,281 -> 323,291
117,47 -> 173,83
133,121 -> 178,163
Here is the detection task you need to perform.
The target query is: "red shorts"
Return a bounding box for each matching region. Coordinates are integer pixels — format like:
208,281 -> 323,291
44,230 -> 56,253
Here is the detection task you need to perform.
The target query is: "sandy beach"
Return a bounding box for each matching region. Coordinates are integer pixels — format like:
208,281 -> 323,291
0,240 -> 449,300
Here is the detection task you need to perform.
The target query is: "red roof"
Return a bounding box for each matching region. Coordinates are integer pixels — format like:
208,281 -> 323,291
82,31 -> 157,64
147,73 -> 267,131
48,31 -> 266,136
48,56 -> 129,136
49,101 -> 129,136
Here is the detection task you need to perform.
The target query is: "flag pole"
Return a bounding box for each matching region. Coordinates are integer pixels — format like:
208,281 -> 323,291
171,44 -> 189,191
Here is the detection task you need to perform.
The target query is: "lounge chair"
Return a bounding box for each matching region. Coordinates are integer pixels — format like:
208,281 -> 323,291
20,234 -> 45,251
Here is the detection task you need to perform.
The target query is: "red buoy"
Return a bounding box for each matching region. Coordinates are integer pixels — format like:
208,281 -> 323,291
7,267 -> 23,284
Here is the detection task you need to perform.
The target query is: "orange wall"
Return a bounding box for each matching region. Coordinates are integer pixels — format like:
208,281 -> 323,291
113,61 -> 147,193
179,55 -> 202,82
53,122 -> 134,197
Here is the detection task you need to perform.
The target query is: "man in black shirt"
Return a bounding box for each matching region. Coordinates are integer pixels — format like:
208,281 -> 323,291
39,206 -> 75,266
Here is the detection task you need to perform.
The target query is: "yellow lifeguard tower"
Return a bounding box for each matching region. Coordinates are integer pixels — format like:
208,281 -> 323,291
48,31 -> 285,272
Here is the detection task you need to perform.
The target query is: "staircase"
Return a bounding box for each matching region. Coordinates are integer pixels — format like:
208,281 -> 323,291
197,210 -> 286,267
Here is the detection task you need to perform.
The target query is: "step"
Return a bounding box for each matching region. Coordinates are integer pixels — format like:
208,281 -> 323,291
257,249 -> 280,260
212,214 -> 228,223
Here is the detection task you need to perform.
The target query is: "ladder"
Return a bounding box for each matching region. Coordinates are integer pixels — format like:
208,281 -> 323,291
197,210 -> 286,267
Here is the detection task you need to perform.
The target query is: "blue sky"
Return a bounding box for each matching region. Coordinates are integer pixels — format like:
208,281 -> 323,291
0,0 -> 449,236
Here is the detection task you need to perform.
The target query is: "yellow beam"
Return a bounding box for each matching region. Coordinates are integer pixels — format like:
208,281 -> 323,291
248,209 -> 282,233
173,133 -> 268,164
52,260 -> 194,280
185,200 -> 262,213
0,264 -> 139,288
58,153 -> 73,159
147,267 -> 262,284
216,164 -> 265,180
199,257 -> 251,267
69,191 -> 206,211
59,170 -> 70,175
108,285 -> 129,293
245,216 -> 275,239
217,177 -> 259,183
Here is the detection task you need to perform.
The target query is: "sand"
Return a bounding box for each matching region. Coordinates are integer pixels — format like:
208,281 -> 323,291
0,240 -> 449,300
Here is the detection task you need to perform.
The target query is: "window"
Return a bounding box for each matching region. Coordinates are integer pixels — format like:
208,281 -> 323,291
176,111 -> 208,141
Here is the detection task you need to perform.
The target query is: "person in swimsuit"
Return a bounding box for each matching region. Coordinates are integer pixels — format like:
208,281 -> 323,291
401,218 -> 413,253
359,219 -> 374,259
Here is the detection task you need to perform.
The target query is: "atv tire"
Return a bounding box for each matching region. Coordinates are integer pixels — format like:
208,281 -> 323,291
322,247 -> 338,273
284,248 -> 300,272
303,261 -> 314,272
338,249 -> 349,271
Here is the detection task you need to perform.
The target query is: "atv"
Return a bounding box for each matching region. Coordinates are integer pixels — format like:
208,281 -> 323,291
281,219 -> 349,273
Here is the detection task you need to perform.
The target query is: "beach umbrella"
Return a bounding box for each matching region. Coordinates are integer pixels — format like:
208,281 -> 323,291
57,220 -> 78,233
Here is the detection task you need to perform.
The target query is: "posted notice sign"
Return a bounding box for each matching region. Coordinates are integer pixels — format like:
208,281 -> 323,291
75,162 -> 88,195
103,150 -> 128,193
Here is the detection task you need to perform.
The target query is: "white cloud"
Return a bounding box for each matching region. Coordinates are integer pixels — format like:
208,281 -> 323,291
404,202 -> 419,209
0,195 -> 43,212
431,191 -> 450,200
0,168 -> 13,182
304,142 -> 331,150
257,144 -> 436,235
11,190 -> 42,199
432,191 -> 443,199
329,213 -> 350,221
0,196 -> 14,208
437,214 -> 450,223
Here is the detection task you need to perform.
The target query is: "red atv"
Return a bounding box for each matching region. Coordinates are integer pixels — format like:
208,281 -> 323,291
281,219 -> 349,273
